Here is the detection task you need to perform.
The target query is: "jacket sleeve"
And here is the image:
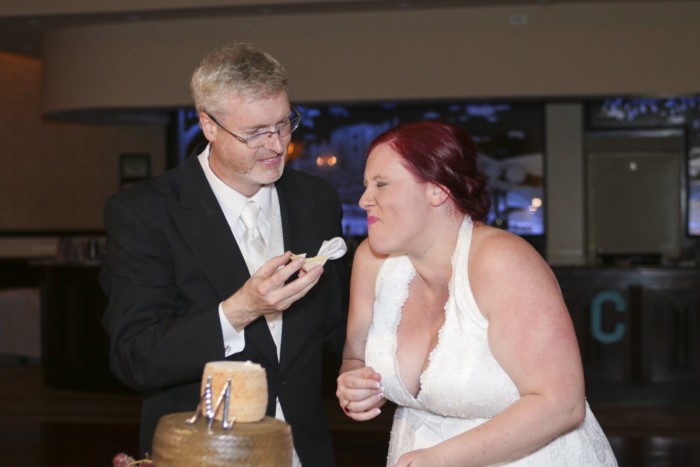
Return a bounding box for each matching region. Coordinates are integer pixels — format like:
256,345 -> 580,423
99,191 -> 225,392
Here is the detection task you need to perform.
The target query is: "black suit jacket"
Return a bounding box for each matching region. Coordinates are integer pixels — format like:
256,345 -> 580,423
100,155 -> 349,466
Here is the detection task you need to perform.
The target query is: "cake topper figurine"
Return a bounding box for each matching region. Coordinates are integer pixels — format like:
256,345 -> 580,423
186,375 -> 236,431
222,379 -> 234,429
205,375 -> 214,430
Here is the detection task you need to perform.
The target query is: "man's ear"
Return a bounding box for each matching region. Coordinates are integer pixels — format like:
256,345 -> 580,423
199,112 -> 217,142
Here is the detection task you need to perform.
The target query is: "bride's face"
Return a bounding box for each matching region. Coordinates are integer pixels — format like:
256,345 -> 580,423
359,143 -> 434,254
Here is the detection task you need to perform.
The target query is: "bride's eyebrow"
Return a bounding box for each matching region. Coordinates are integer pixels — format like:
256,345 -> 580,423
363,174 -> 387,186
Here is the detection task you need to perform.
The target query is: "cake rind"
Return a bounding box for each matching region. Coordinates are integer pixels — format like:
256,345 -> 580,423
152,413 -> 292,467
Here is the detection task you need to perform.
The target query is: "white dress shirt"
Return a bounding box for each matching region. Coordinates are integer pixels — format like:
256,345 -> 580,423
197,146 -> 284,356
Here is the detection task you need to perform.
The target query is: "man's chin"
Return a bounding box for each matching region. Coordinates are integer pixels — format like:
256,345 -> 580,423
255,163 -> 284,184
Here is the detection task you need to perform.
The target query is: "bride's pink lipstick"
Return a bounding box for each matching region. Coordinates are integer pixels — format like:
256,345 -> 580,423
367,216 -> 378,226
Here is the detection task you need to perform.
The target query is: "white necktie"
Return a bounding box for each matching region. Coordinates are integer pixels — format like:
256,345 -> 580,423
240,200 -> 266,274
242,200 -> 296,466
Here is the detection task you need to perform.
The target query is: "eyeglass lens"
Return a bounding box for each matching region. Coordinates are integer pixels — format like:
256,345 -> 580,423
245,109 -> 300,148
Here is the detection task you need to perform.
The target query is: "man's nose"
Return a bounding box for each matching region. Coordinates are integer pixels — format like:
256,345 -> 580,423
263,131 -> 285,152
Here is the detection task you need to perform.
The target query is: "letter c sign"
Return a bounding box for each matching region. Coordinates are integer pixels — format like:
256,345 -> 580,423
591,291 -> 626,344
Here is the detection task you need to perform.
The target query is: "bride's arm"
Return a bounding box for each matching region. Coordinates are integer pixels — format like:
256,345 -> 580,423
337,239 -> 386,421
397,227 -> 586,467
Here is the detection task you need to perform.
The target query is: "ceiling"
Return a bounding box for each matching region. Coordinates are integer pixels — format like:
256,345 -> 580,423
0,0 -> 684,58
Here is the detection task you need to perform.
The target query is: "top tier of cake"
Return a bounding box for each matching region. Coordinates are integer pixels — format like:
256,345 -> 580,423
200,361 -> 267,423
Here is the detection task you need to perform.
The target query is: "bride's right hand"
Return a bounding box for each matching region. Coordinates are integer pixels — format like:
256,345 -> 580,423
336,366 -> 385,421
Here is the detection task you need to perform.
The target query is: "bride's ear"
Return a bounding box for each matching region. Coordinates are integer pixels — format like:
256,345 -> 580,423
429,184 -> 449,206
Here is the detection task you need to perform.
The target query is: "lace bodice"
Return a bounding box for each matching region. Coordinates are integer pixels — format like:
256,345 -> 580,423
367,217 -> 520,418
365,217 -> 617,466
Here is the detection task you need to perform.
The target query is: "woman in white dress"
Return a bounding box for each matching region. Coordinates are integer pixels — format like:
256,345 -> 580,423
336,120 -> 617,466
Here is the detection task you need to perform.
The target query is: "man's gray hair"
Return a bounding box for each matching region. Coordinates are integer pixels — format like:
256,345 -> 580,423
191,42 -> 288,117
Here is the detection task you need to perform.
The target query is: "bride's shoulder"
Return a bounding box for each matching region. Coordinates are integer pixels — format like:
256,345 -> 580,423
472,222 -> 532,249
352,238 -> 388,277
469,223 -> 543,271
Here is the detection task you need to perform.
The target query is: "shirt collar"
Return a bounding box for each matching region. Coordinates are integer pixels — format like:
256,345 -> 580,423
198,144 -> 273,233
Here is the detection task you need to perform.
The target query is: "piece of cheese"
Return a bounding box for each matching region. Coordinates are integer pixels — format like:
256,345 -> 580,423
291,253 -> 328,271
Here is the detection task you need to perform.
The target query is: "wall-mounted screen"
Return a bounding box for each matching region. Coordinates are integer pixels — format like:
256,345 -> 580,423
588,96 -> 700,237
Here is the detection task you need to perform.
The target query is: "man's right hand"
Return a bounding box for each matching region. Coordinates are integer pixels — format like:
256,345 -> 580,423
221,251 -> 324,331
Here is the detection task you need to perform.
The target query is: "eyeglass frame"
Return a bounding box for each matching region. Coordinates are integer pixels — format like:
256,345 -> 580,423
205,107 -> 301,149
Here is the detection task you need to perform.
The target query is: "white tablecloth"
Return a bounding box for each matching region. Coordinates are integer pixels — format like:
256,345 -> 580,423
0,287 -> 40,359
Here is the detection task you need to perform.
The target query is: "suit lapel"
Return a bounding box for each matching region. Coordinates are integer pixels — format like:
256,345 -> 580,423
170,156 -> 279,367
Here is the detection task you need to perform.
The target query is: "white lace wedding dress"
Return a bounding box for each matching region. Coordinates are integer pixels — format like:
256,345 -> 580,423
365,217 -> 618,466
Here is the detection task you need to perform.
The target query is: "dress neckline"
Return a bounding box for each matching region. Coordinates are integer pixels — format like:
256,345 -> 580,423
392,216 -> 472,402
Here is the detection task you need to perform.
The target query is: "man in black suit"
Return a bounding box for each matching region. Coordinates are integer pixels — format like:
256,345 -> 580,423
100,42 -> 349,466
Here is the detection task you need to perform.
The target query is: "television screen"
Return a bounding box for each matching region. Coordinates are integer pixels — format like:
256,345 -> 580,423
589,96 -> 700,237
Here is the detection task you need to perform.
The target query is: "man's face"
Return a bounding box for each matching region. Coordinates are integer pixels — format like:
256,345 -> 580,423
201,91 -> 292,197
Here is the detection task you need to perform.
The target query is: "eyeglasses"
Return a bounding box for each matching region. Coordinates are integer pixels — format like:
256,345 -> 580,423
206,107 -> 301,149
